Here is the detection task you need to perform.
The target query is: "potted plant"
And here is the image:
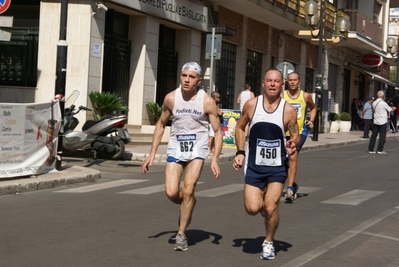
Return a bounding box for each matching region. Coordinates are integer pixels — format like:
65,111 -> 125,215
339,112 -> 351,132
88,91 -> 128,120
145,102 -> 162,124
329,112 -> 340,133
145,102 -> 173,126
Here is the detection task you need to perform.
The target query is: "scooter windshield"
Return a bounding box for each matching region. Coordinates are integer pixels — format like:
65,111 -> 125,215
65,90 -> 80,108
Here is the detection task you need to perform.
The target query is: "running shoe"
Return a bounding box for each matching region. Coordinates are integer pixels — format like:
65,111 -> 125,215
174,234 -> 188,251
260,241 -> 275,260
285,186 -> 298,202
260,208 -> 265,217
377,151 -> 387,154
368,151 -> 376,154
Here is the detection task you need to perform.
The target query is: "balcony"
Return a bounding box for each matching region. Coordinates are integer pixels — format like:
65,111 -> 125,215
344,9 -> 383,53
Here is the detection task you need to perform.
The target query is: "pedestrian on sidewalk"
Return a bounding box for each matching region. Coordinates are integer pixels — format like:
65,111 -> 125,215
142,62 -> 223,251
282,72 -> 316,201
361,97 -> 374,138
233,68 -> 299,260
368,90 -> 396,154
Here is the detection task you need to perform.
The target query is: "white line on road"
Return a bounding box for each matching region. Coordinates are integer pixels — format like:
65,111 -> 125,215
195,184 -> 243,197
54,179 -> 148,193
280,208 -> 398,267
118,182 -> 205,195
356,231 -> 399,242
321,189 -> 384,205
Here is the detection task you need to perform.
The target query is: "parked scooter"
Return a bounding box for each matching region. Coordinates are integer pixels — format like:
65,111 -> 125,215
61,90 -> 130,160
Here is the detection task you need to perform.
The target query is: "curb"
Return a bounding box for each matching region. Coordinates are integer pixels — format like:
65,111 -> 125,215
0,165 -> 101,196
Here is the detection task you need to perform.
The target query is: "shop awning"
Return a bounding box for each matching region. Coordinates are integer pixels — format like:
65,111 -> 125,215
349,65 -> 396,87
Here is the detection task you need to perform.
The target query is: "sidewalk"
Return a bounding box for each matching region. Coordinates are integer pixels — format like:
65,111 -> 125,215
129,130 -> 399,163
1,130 -> 398,196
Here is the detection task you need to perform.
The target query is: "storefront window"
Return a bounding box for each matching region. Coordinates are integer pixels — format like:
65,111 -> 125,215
0,29 -> 39,87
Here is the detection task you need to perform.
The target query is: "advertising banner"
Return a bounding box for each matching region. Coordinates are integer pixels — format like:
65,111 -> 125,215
0,101 -> 62,178
220,109 -> 240,148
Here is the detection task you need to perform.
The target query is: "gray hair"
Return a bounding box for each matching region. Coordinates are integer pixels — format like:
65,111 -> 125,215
211,91 -> 220,98
377,90 -> 384,98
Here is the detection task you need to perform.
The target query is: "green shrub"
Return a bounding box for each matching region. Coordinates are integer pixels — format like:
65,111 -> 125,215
146,102 -> 162,122
89,91 -> 128,120
340,112 -> 351,121
329,112 -> 340,121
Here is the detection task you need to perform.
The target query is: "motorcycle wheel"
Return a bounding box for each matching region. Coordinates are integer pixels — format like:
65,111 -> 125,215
109,139 -> 125,160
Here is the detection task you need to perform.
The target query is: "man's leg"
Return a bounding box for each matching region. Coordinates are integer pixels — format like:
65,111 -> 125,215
177,159 -> 203,234
363,119 -> 371,137
377,123 -> 387,152
244,184 -> 264,216
263,182 -> 284,242
368,124 -> 378,152
285,134 -> 306,200
165,162 -> 185,205
260,181 -> 284,260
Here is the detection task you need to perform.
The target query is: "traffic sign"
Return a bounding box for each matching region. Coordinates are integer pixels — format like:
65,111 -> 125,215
276,61 -> 295,81
0,0 -> 12,15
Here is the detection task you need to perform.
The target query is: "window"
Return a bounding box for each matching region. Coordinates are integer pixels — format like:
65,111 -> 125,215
215,42 -> 236,109
0,29 -> 39,87
246,50 -> 263,96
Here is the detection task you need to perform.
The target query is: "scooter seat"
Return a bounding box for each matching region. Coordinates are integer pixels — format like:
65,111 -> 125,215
82,114 -> 126,131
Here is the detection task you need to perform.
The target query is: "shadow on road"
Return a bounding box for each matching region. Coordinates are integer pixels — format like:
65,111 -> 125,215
149,229 -> 223,246
232,236 -> 292,254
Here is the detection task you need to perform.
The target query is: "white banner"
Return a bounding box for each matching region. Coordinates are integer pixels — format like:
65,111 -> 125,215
0,101 -> 62,178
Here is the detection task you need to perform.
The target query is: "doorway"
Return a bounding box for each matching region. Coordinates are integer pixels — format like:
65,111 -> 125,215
156,25 -> 178,105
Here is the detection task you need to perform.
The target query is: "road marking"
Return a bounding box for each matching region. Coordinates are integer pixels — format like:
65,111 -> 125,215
280,208 -> 398,267
55,179 -> 148,193
356,231 -> 399,242
118,181 -> 204,195
321,189 -> 384,205
195,183 -> 243,197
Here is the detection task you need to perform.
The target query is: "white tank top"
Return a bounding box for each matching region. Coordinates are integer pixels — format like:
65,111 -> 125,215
240,90 -> 252,111
167,87 -> 209,161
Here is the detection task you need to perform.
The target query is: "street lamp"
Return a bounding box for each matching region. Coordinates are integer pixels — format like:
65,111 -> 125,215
386,36 -> 399,90
386,36 -> 399,112
304,0 -> 350,141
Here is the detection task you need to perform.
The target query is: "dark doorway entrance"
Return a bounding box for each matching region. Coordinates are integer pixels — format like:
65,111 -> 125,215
102,10 -> 131,107
342,69 -> 351,112
156,25 -> 178,105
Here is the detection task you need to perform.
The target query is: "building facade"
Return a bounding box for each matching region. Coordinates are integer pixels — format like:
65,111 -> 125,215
0,0 -> 396,134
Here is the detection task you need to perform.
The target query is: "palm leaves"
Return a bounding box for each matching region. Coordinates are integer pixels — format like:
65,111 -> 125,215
145,102 -> 162,122
88,91 -> 128,120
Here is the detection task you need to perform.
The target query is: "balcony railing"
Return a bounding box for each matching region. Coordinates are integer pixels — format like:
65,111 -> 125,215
267,0 -> 307,18
267,0 -> 342,33
344,9 -> 383,46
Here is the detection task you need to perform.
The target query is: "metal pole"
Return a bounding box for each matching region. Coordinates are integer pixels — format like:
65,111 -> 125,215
313,0 -> 324,142
209,27 -> 215,94
55,0 -> 68,170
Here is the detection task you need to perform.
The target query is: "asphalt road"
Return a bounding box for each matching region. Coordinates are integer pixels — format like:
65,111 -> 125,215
0,140 -> 398,267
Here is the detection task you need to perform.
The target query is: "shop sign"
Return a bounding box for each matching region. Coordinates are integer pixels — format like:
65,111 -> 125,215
110,0 -> 208,32
0,0 -> 12,15
361,54 -> 383,67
